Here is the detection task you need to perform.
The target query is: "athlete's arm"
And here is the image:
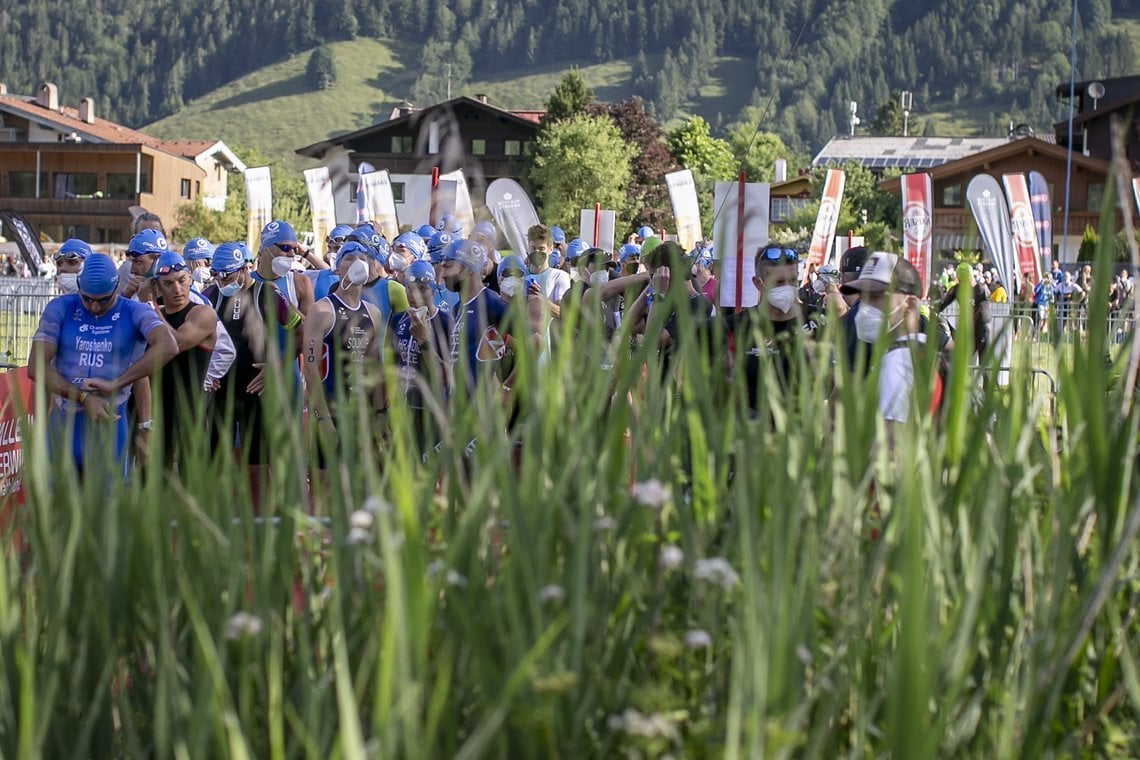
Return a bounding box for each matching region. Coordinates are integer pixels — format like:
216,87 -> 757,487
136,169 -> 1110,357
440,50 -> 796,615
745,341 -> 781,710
388,280 -> 409,314
294,271 -> 315,317
27,340 -> 85,402
84,324 -> 177,395
301,299 -> 335,421
365,303 -> 389,411
167,304 -> 217,353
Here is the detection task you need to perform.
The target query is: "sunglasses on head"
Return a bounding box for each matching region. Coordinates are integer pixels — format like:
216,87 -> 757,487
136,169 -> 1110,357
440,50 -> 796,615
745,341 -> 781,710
326,235 -> 347,245
155,262 -> 189,277
759,246 -> 798,264
126,249 -> 153,258
54,252 -> 84,262
406,273 -> 435,285
80,288 -> 117,306
211,268 -> 242,281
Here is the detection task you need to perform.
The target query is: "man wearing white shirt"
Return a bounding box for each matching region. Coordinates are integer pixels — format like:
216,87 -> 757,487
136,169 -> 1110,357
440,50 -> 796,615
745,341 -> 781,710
525,224 -> 571,304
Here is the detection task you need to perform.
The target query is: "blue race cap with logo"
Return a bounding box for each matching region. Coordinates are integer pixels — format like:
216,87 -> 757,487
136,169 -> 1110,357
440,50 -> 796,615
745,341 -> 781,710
436,214 -> 462,235
550,226 -> 566,244
328,223 -> 354,241
153,252 -> 189,278
260,220 -> 298,249
211,242 -> 247,274
127,228 -> 169,256
405,260 -> 436,284
636,225 -> 654,240
336,241 -> 373,268
447,240 -> 488,273
417,224 -> 435,241
57,238 -> 93,260
182,237 -> 213,261
78,253 -> 120,296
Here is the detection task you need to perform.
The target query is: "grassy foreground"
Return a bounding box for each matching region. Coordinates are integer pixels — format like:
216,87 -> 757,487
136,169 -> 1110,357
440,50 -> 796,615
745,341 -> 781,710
0,259 -> 1138,759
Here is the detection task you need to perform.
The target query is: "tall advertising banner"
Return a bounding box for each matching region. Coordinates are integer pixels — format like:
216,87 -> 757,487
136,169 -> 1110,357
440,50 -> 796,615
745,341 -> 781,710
713,180 -> 769,309
0,210 -> 46,273
967,173 -> 1015,383
440,170 -> 476,235
0,368 -> 34,535
1028,171 -> 1053,272
804,169 -> 845,282
900,172 -> 934,294
579,209 -> 617,254
355,162 -> 376,224
244,167 -> 273,252
1002,173 -> 1042,283
665,169 -> 703,251
303,168 -> 337,262
359,170 -> 401,241
485,179 -> 541,256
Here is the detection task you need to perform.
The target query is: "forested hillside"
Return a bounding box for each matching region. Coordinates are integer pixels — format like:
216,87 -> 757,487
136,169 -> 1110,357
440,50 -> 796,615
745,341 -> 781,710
2,0 -> 1137,150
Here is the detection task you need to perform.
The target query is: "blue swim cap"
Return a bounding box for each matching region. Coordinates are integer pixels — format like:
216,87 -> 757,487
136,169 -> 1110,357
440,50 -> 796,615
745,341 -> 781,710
78,253 -> 120,296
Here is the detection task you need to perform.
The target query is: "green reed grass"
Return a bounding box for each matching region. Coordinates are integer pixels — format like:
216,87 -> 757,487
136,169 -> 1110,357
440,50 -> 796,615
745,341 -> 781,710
0,257 -> 1137,758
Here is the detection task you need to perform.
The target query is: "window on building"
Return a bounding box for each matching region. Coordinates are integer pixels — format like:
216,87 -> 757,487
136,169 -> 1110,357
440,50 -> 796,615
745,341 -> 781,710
1087,183 -> 1105,211
53,173 -> 97,198
106,173 -> 139,199
504,140 -> 521,157
770,196 -> 810,222
8,172 -> 47,198
180,179 -> 192,199
391,136 -> 414,154
942,184 -> 962,207
523,141 -> 536,156
195,181 -> 201,197
392,182 -> 405,203
471,139 -> 487,156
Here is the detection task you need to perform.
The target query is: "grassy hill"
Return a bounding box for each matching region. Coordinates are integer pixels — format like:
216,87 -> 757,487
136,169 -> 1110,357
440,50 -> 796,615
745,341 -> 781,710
146,37 -> 1037,169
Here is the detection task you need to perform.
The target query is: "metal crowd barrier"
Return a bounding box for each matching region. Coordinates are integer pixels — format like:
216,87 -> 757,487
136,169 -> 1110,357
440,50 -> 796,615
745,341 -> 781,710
0,278 -> 58,366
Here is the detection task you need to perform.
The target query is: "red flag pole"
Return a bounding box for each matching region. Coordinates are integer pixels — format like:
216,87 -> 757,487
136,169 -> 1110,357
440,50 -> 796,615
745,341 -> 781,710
735,170 -> 746,314
593,203 -> 601,249
429,167 -> 439,225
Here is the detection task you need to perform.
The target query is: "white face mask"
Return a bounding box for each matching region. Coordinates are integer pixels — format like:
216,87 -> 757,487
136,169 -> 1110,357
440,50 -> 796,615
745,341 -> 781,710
192,266 -> 210,284
218,280 -> 242,297
341,259 -> 370,289
271,256 -> 294,278
499,276 -> 524,298
856,302 -> 905,343
388,255 -> 409,273
57,273 -> 79,294
765,284 -> 797,314
589,270 -> 610,287
813,278 -> 827,294
569,268 -> 582,283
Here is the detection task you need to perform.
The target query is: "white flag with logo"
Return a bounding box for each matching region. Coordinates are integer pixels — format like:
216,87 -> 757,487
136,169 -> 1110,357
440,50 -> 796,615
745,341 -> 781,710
244,167 -> 272,252
303,167 -> 337,262
359,170 -> 401,241
665,169 -> 703,251
439,169 -> 475,235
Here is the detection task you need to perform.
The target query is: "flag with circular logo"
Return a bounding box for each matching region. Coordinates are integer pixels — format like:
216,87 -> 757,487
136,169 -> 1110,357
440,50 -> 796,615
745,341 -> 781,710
1002,173 -> 1041,282
804,169 -> 845,282
901,172 -> 933,294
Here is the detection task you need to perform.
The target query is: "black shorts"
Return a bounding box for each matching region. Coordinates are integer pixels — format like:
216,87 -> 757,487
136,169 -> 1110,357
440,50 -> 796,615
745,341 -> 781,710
213,390 -> 271,465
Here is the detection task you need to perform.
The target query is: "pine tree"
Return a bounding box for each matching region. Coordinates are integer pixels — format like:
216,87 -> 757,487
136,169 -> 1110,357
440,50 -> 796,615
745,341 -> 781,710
306,45 -> 338,91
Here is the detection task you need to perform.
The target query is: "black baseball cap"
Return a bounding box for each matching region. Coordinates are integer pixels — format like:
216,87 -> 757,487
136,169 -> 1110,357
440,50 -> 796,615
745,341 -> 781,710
839,245 -> 869,275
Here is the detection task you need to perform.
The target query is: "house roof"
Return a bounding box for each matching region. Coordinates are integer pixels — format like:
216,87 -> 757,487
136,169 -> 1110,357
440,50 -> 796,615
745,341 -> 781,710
0,94 -> 156,145
153,139 -> 247,172
812,135 -> 1010,170
878,136 -> 1110,193
1054,92 -> 1140,129
296,95 -> 544,158
769,175 -> 813,197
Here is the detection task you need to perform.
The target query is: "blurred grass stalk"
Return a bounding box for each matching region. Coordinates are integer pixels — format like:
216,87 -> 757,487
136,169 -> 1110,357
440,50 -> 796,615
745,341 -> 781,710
0,241 -> 1136,758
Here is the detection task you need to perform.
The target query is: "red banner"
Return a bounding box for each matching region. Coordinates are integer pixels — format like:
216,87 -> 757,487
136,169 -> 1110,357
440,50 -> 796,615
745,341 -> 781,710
900,173 -> 933,294
0,368 -> 33,536
1002,173 -> 1042,282
804,169 -> 845,282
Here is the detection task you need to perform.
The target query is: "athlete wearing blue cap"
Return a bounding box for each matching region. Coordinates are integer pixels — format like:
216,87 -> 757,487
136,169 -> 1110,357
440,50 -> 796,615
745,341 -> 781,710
121,228 -> 170,301
438,239 -> 512,394
326,223 -> 355,262
201,242 -> 302,507
303,242 -> 387,467
253,220 -> 315,316
182,237 -> 214,292
436,214 -> 463,236
151,252 -> 229,467
389,260 -> 453,454
53,239 -> 93,294
28,253 -> 178,479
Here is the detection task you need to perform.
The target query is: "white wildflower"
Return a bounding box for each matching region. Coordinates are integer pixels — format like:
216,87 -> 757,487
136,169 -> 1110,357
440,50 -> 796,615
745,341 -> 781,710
538,584 -> 565,604
631,478 -> 670,509
360,496 -> 392,515
607,708 -> 679,741
694,557 -> 740,590
349,510 -> 374,530
658,544 -> 684,570
426,560 -> 446,578
683,629 -> 713,650
346,526 -> 372,546
446,570 -> 468,589
224,612 -> 263,641
592,515 -> 617,532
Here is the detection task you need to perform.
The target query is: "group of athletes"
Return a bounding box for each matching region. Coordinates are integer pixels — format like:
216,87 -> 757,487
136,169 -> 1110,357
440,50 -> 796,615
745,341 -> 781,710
28,209 -> 938,500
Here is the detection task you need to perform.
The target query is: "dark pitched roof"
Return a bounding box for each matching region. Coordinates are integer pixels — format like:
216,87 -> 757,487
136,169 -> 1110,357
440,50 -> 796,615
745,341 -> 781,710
0,94 -> 156,145
296,95 -> 543,158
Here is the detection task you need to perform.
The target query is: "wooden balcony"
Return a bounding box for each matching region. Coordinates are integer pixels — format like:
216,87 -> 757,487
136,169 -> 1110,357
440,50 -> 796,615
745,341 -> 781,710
0,196 -> 135,218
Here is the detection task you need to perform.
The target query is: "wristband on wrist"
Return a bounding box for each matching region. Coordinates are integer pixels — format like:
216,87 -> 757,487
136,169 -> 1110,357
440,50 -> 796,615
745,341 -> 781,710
77,390 -> 90,404
136,420 -> 152,431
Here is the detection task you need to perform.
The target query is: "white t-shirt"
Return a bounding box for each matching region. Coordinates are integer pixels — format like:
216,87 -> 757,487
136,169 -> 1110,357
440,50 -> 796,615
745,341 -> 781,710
878,334 -> 925,423
531,267 -> 571,304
